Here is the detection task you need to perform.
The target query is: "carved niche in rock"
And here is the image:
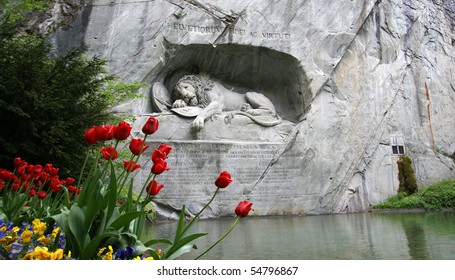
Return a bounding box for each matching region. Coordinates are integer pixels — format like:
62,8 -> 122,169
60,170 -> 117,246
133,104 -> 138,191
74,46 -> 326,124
152,74 -> 283,131
143,43 -> 310,142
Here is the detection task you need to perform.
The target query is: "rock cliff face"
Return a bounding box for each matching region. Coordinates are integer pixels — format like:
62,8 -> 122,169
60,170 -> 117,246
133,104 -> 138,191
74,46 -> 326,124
52,0 -> 455,217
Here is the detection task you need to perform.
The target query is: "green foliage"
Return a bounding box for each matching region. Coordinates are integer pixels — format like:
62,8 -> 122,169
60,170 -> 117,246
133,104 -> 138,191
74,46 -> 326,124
52,163 -> 148,259
397,156 -> 418,196
100,80 -> 145,106
373,179 -> 455,209
0,0 -> 50,24
0,30 -> 144,176
49,131 -> 213,260
100,80 -> 146,124
0,34 -> 110,175
418,179 -> 455,208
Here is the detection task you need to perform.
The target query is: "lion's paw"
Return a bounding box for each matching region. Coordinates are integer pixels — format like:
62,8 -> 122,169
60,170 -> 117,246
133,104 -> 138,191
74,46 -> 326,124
172,99 -> 186,108
192,116 -> 205,130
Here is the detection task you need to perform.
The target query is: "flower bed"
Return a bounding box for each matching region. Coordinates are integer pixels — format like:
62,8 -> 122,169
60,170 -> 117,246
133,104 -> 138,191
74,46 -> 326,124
0,117 -> 253,260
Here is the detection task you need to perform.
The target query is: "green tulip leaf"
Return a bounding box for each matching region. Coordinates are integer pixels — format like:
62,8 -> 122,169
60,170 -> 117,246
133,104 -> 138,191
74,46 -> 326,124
51,207 -> 70,234
174,205 -> 186,242
143,238 -> 173,247
58,185 -> 71,207
77,170 -> 100,206
166,232 -> 207,259
174,233 -> 207,249
132,212 -> 146,239
81,232 -> 120,260
146,249 -> 162,260
108,211 -> 145,230
68,204 -> 88,252
105,164 -> 118,222
125,179 -> 134,213
166,243 -> 198,260
106,207 -> 120,226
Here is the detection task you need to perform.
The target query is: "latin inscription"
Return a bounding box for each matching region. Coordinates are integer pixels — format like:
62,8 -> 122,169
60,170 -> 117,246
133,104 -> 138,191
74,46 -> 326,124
139,141 -> 301,201
168,22 -> 291,40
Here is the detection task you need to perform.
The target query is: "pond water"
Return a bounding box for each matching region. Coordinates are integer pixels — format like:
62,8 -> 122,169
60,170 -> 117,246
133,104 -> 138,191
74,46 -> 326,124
142,211 -> 455,260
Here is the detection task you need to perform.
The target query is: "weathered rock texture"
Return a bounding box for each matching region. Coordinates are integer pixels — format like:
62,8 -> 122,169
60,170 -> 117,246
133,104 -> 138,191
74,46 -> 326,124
52,0 -> 455,217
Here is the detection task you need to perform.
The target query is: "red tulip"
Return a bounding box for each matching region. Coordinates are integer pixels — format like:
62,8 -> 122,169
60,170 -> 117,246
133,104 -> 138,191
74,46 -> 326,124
157,143 -> 172,155
13,157 -> 24,167
37,190 -> 47,200
33,164 -> 43,174
43,163 -> 52,173
129,138 -> 149,155
106,124 -> 116,140
215,171 -> 233,188
235,200 -> 253,218
0,170 -> 15,181
84,126 -> 97,144
12,182 -> 20,191
100,146 -> 119,160
151,149 -> 167,163
95,124 -> 112,141
146,180 -> 164,196
151,158 -> 170,174
50,179 -> 62,192
46,164 -> 59,176
28,189 -> 36,197
65,177 -> 75,186
38,173 -> 50,184
114,121 -> 132,140
68,185 -> 77,193
123,160 -> 141,172
142,117 -> 159,135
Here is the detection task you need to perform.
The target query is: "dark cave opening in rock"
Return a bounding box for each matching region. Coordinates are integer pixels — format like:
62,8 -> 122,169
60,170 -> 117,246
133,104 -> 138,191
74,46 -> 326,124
150,43 -> 311,122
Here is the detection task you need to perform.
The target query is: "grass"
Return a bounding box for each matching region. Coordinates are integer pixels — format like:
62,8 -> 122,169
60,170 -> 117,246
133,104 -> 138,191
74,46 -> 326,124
372,178 -> 455,210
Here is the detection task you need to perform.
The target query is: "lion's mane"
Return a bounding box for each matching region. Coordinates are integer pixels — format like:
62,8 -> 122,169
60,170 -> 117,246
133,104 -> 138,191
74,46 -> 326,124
173,74 -> 214,108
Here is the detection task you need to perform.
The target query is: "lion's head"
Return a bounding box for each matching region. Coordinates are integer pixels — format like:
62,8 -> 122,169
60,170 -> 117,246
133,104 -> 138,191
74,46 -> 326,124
173,74 -> 214,108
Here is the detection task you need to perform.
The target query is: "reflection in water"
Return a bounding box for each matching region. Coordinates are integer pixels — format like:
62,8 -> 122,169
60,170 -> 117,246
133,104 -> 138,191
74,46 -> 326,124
402,219 -> 429,260
141,211 -> 455,260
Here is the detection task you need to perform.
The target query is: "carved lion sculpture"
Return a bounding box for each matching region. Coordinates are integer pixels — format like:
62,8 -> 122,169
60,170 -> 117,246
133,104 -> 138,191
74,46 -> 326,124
171,74 -> 282,130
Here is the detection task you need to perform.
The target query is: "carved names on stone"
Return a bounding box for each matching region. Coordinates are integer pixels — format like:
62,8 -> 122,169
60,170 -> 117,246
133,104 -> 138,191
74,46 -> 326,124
168,22 -> 291,40
139,140 -> 302,208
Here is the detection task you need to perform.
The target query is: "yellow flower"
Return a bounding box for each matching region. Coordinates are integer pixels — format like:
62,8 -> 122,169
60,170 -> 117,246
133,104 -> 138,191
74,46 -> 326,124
32,219 -> 47,235
133,255 -> 154,260
103,245 -> 113,260
33,246 -> 51,260
12,226 -> 20,233
97,247 -> 107,257
37,235 -> 51,245
51,227 -> 60,239
50,249 -> 64,260
22,252 -> 34,260
0,225 -> 6,232
0,235 -> 13,245
22,247 -> 64,260
21,228 -> 33,243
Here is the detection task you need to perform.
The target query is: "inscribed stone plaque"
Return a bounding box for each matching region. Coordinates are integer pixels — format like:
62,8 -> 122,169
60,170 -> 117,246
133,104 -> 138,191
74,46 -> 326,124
138,140 -> 305,219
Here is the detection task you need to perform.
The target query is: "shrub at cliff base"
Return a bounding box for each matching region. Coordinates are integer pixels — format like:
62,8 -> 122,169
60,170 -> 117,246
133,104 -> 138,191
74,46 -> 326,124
373,179 -> 455,209
397,156 -> 418,196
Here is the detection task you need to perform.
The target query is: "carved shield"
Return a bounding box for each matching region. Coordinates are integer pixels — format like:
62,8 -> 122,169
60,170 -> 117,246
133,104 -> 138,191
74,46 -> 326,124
171,106 -> 201,118
151,82 -> 172,112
